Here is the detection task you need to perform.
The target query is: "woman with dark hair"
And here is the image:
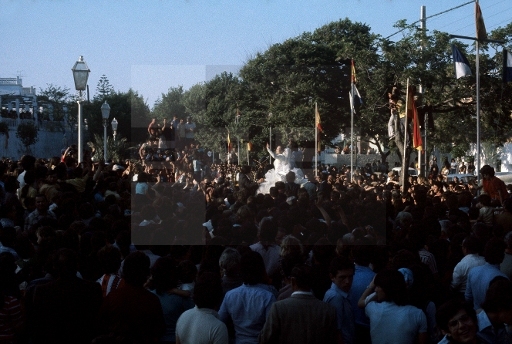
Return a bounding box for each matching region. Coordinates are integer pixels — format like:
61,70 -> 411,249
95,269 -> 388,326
148,256 -> 194,344
358,268 -> 428,344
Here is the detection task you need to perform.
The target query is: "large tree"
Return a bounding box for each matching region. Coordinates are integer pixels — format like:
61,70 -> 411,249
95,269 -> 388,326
38,84 -> 70,121
152,86 -> 188,120
238,19 -> 381,160
74,88 -> 151,148
94,75 -> 115,101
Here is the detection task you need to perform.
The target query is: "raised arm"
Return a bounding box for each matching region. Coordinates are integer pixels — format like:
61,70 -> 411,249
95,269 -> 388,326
266,143 -> 277,160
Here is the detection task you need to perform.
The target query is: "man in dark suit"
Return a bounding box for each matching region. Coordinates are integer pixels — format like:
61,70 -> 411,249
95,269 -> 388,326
30,248 -> 103,344
258,264 -> 338,344
238,165 -> 263,196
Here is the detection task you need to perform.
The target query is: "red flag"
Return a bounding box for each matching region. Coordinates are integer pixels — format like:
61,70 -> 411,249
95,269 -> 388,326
475,2 -> 487,41
408,88 -> 423,151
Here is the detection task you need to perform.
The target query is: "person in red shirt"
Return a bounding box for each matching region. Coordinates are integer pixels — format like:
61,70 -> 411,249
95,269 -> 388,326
478,165 -> 508,206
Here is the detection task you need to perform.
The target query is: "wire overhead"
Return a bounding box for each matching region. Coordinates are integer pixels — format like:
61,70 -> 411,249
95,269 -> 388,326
385,1 -> 475,40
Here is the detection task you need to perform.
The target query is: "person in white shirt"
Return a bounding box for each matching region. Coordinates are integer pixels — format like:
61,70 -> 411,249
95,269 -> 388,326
451,235 -> 486,295
175,272 -> 228,344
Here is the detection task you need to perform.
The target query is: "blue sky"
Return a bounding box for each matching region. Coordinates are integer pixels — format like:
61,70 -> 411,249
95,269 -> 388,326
1,0 -> 510,109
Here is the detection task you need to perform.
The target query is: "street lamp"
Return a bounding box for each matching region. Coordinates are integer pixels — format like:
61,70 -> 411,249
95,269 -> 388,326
71,55 -> 90,163
101,101 -> 110,161
111,117 -> 118,142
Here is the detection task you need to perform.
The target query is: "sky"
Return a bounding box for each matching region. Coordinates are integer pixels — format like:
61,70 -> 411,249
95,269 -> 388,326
1,0 -> 511,109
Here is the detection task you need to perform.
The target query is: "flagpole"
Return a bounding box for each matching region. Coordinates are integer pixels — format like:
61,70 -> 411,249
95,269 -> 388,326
350,61 -> 354,182
402,79 -> 410,187
476,39 -> 481,186
419,5 -> 426,177
424,111 -> 428,178
315,102 -> 318,178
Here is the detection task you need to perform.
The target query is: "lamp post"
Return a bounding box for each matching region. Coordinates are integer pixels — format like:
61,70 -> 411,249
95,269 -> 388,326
111,117 -> 118,142
101,101 -> 110,161
71,56 -> 90,163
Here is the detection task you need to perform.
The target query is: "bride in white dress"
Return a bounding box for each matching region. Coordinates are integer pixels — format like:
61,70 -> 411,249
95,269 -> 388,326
258,143 -> 305,194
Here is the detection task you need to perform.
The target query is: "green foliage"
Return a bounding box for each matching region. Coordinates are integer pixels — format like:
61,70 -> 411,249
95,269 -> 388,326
80,89 -> 151,145
16,122 -> 38,147
87,132 -> 128,162
38,84 -> 70,121
26,18 -> 512,163
451,144 -> 469,160
94,75 -> 115,101
152,86 -> 188,120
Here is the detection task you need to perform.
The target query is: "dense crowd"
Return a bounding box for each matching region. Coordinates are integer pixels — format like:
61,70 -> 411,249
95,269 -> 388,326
0,125 -> 512,344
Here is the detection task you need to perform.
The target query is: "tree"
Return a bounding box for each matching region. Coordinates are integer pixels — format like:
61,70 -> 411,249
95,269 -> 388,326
152,86 -> 188,120
182,83 -> 206,117
87,133 -> 128,162
382,21 -> 512,171
38,84 -> 70,121
192,73 -> 245,154
16,122 -> 38,153
74,88 -> 151,147
94,75 -> 115,101
238,19 -> 381,159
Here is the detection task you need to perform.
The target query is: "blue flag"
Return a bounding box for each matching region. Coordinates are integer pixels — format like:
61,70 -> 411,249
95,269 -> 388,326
452,45 -> 472,79
504,49 -> 512,83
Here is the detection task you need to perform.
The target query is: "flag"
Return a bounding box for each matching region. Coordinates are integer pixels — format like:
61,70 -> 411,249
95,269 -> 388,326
315,102 -> 322,152
475,2 -> 487,41
247,142 -> 252,151
349,85 -> 363,111
407,87 -> 423,151
351,59 -> 357,83
452,45 -> 472,79
227,131 -> 232,151
315,103 -> 323,132
504,49 -> 512,83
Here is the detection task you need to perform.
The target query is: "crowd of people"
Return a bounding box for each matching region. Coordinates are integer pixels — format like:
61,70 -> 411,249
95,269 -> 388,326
0,119 -> 512,344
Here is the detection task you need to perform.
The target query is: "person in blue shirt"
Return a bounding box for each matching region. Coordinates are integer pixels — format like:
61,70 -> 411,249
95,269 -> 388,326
348,245 -> 375,344
323,255 -> 355,344
219,250 -> 276,344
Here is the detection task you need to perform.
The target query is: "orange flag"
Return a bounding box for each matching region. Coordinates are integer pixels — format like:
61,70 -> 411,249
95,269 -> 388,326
408,87 -> 423,151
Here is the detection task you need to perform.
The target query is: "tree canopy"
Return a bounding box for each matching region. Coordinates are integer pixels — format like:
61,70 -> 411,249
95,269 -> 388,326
33,17 -> 512,164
